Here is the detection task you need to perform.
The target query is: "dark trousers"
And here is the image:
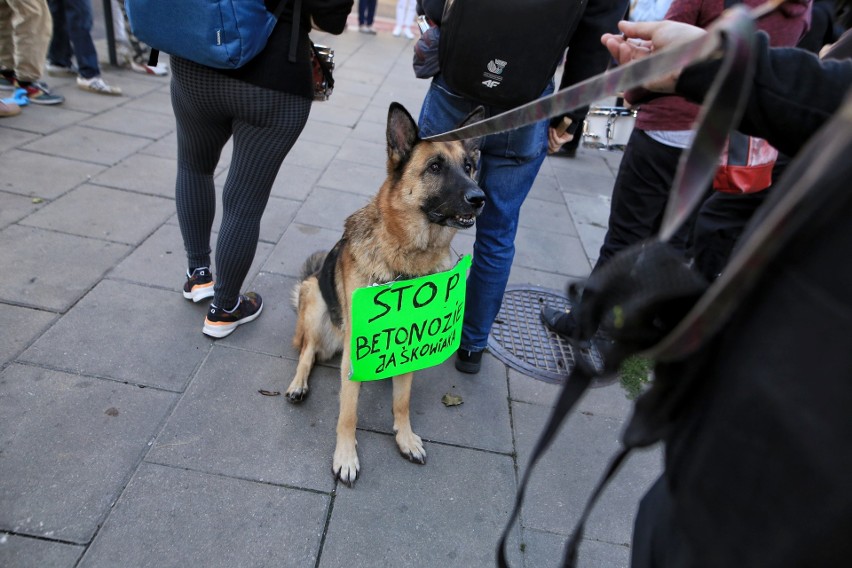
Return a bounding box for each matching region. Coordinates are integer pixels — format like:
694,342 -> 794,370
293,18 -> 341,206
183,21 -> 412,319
358,0 -> 377,25
631,476 -> 694,568
691,189 -> 772,281
596,129 -> 697,270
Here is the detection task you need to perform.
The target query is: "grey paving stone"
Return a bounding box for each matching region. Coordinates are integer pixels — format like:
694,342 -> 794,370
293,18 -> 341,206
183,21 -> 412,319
521,528 -> 631,568
326,89 -> 372,112
0,364 -> 176,543
214,272 -> 299,358
19,280 -> 212,390
0,124 -> 39,152
317,158 -> 386,196
0,303 -> 56,366
79,463 -> 328,568
146,347 -> 339,493
90,153 -> 177,198
263,223 -> 341,277
507,265 -> 581,289
109,223 -> 272,295
119,88 -> 174,116
354,351 -> 513,454
508,369 -> 633,421
272,162 -> 323,201
292,187 -> 370,231
349,116 -> 387,142
138,130 -> 176,159
519,196 -> 578,237
529,168 -> 566,204
335,137 -> 386,169
0,190 -> 43,229
0,533 -> 83,568
564,192 -> 612,229
514,227 -> 591,276
511,400 -> 661,544
321,433 -> 517,568
20,183 -> 173,245
0,225 -> 130,312
0,104 -> 90,135
306,103 -> 363,128
556,169 -> 617,198
0,149 -> 107,199
298,118 -> 353,145
82,106 -> 175,139
284,138 -> 340,171
21,125 -> 151,166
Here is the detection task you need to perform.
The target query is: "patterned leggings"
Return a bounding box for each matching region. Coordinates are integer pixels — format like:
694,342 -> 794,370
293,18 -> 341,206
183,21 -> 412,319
171,56 -> 311,309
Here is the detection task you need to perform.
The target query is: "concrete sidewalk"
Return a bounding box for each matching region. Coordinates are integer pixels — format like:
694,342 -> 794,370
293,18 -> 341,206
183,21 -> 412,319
0,25 -> 660,568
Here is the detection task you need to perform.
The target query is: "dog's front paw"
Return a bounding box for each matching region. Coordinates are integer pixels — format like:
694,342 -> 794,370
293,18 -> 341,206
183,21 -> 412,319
285,386 -> 309,403
332,442 -> 360,487
396,431 -> 426,465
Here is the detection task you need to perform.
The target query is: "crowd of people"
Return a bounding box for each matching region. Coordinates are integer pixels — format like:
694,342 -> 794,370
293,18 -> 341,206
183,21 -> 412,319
0,0 -> 169,118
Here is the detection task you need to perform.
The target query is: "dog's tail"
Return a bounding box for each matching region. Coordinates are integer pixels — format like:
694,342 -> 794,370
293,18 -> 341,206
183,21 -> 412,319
301,250 -> 327,280
291,250 -> 328,311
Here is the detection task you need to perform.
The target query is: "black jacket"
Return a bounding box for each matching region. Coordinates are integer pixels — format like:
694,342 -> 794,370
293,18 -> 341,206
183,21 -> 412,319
418,0 -> 628,123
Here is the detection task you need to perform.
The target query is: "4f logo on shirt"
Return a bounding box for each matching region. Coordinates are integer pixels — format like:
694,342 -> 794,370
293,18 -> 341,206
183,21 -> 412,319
482,59 -> 506,89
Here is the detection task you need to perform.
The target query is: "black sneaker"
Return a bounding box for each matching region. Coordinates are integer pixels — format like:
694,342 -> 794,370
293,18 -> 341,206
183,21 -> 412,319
183,267 -> 215,302
203,292 -> 263,338
540,305 -> 577,337
455,348 -> 483,374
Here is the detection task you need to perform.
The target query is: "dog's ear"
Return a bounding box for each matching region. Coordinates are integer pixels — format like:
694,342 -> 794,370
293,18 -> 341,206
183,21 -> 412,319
458,106 -> 486,157
387,102 -> 419,167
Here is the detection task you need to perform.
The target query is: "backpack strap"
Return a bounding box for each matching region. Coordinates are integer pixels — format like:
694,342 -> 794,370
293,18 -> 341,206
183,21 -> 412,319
289,0 -> 302,63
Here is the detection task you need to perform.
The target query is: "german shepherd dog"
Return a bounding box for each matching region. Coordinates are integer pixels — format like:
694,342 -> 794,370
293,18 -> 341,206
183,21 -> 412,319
287,102 -> 485,486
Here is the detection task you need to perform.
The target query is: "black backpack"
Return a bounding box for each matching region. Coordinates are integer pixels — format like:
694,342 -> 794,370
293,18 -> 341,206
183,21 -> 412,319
438,0 -> 587,108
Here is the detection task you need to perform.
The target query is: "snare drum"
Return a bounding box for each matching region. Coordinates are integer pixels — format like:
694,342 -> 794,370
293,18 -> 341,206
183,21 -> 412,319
582,106 -> 638,150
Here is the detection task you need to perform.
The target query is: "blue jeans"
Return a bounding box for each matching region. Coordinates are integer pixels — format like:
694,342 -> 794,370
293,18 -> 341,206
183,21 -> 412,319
47,0 -> 100,79
418,75 -> 552,352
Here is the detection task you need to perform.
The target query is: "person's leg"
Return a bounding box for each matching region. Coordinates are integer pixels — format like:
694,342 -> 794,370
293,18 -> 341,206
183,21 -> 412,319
0,1 -> 15,74
596,129 -> 683,269
58,0 -> 99,78
171,57 -> 232,285
691,189 -> 771,281
213,88 -> 311,310
461,114 -> 549,353
365,0 -> 376,26
4,0 -> 53,82
358,0 -> 366,25
46,0 -> 74,68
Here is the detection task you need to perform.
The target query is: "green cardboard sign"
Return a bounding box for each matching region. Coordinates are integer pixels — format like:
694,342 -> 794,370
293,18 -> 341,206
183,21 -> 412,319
349,255 -> 471,381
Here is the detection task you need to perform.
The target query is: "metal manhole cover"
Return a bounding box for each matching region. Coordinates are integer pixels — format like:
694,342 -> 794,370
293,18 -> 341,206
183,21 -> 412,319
487,285 -> 610,386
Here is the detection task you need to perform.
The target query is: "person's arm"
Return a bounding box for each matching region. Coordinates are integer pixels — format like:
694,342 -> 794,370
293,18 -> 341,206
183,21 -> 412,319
602,20 -> 852,156
549,0 -> 629,151
677,32 -> 851,156
307,0 -> 354,34
417,0 -> 446,24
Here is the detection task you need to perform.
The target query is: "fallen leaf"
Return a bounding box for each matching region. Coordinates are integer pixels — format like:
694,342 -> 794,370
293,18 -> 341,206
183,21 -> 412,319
441,393 -> 463,407
32,197 -> 44,204
258,389 -> 281,397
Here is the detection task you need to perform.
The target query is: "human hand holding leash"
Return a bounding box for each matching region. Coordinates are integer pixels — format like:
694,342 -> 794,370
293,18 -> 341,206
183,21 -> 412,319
602,20 -> 708,92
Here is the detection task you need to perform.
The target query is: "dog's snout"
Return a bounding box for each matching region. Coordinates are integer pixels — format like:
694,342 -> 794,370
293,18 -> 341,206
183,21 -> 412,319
465,188 -> 486,209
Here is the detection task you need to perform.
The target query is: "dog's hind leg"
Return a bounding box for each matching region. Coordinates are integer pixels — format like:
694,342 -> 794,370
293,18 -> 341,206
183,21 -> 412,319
333,343 -> 361,486
392,372 -> 426,464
